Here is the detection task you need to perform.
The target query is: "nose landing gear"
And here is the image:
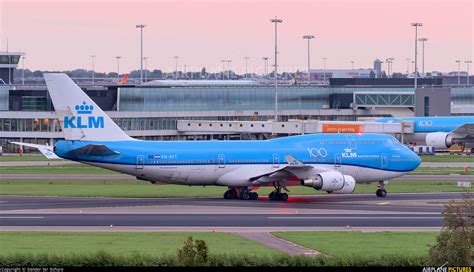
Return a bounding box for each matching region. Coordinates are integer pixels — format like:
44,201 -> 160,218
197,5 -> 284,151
376,181 -> 387,197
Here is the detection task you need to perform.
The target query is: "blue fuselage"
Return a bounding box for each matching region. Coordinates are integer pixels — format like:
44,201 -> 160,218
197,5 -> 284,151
376,116 -> 474,133
54,133 -> 420,185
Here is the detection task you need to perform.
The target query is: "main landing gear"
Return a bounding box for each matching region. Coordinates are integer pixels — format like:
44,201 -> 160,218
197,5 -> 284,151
376,180 -> 387,197
223,188 -> 258,200
268,182 -> 288,201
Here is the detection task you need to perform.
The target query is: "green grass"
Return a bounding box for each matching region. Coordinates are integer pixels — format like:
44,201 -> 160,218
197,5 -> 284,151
420,155 -> 474,162
272,231 -> 438,258
0,179 -> 470,198
0,164 -> 116,174
0,232 -> 277,256
411,167 -> 473,175
0,155 -> 57,161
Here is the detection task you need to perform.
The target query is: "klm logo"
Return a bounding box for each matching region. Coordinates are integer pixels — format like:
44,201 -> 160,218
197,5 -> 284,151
64,102 -> 104,129
342,148 -> 357,158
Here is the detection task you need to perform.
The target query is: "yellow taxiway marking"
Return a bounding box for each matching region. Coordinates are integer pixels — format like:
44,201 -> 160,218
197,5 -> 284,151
377,202 -> 390,205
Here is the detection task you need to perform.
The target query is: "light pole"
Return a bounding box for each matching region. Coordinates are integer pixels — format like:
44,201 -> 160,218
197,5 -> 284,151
406,58 -> 411,74
303,35 -> 315,84
136,24 -> 146,85
174,56 -> 179,80
322,57 -> 327,83
418,38 -> 428,76
143,57 -> 149,82
350,61 -> 354,70
455,60 -> 461,85
22,56 -> 26,85
226,60 -> 232,79
221,60 -> 226,79
116,56 -> 121,83
271,16 -> 283,121
263,57 -> 269,78
411,22 -> 423,88
465,60 -> 472,85
386,58 -> 394,77
244,57 -> 249,79
90,55 -> 96,84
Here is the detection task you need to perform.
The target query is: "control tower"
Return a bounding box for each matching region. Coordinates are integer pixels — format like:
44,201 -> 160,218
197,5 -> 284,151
0,52 -> 24,84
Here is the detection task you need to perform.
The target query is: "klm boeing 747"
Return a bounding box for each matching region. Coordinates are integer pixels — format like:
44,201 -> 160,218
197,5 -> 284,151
376,116 -> 474,149
13,74 -> 421,200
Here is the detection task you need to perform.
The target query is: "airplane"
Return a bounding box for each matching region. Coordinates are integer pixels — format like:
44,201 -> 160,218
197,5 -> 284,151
375,116 -> 474,149
12,73 -> 421,200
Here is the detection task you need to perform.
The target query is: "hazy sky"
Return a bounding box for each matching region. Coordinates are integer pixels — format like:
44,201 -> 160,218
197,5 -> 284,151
1,0 -> 472,74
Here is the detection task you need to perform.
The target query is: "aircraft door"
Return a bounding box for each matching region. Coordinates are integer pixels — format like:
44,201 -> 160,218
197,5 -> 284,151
381,153 -> 388,169
217,154 -> 225,168
136,155 -> 144,169
272,154 -> 279,168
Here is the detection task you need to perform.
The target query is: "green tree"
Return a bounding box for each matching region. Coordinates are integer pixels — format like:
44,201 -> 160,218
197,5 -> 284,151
176,236 -> 209,266
427,193 -> 473,266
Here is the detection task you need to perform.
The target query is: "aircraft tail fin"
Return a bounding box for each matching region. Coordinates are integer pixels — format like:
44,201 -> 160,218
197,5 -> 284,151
119,74 -> 129,85
44,73 -> 132,141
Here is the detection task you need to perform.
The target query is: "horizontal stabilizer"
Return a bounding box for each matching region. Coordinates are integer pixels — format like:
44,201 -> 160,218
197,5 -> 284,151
67,144 -> 120,156
10,142 -> 60,159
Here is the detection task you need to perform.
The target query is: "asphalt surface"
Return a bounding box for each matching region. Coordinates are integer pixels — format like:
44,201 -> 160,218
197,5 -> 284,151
0,193 -> 468,229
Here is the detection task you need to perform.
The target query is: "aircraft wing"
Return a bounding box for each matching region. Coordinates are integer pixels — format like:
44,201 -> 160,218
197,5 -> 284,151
451,123 -> 474,138
250,155 -> 330,185
10,142 -> 60,159
67,144 -> 120,156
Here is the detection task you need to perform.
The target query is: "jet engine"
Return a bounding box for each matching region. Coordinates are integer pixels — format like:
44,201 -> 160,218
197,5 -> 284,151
330,175 -> 356,194
425,132 -> 453,149
301,171 -> 355,192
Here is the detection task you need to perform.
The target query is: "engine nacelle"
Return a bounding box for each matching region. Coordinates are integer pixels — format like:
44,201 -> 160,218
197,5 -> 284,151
331,175 -> 356,194
301,171 -> 345,192
425,132 -> 453,149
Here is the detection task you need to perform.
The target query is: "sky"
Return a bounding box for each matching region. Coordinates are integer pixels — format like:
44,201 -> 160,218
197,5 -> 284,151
0,0 -> 472,74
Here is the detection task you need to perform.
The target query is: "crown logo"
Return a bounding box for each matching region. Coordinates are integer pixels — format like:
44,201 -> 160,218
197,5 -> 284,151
344,148 -> 352,153
75,101 -> 94,114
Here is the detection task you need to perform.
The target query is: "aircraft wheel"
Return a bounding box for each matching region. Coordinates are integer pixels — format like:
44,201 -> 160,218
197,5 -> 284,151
280,193 -> 288,201
231,190 -> 238,199
269,192 -> 275,201
241,191 -> 251,200
250,192 -> 258,200
223,191 -> 230,199
376,189 -> 387,197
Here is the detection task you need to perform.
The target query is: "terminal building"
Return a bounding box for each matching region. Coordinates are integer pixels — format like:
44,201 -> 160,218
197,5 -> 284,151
0,52 -> 473,153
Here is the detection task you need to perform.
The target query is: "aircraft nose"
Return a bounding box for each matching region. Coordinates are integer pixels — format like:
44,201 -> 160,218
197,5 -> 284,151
407,150 -> 421,171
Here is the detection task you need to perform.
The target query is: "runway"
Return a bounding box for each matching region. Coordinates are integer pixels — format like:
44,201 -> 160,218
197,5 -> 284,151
0,192 -> 469,230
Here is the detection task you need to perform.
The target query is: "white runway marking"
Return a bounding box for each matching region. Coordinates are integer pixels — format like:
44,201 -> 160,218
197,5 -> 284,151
267,216 -> 441,220
0,216 -> 45,219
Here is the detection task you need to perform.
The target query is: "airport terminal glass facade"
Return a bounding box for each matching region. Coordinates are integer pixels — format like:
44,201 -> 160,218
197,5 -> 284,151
0,86 -> 8,111
452,86 -> 474,106
118,86 -> 415,112
0,118 -> 61,132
